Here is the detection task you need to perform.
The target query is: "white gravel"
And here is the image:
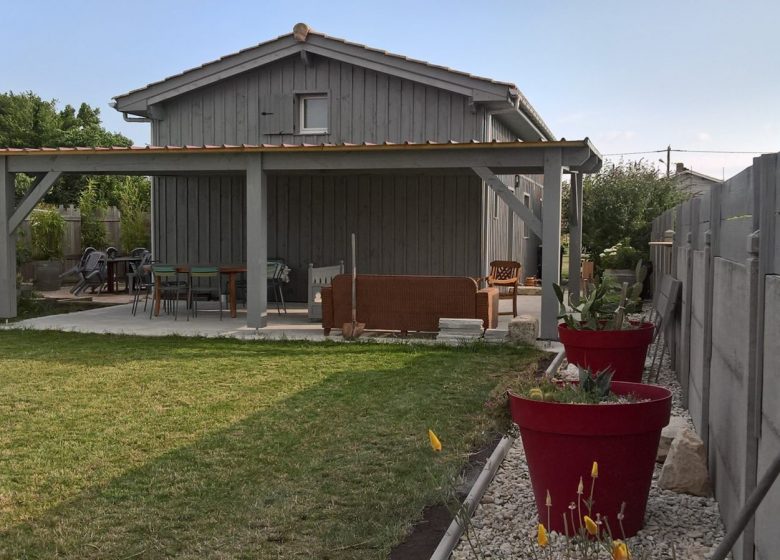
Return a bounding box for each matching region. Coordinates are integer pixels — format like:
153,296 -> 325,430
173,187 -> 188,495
451,335 -> 728,559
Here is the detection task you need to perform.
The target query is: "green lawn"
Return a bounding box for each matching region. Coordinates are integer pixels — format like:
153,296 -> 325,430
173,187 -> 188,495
0,331 -> 539,559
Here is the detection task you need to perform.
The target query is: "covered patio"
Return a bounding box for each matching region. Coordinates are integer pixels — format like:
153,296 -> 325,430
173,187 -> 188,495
0,139 -> 601,339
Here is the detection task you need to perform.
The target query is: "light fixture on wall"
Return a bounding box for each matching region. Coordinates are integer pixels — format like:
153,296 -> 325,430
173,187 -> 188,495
513,175 -> 520,191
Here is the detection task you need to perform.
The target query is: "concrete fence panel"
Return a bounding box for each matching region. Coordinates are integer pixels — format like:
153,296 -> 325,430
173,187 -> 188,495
650,151 -> 780,560
756,274 -> 780,557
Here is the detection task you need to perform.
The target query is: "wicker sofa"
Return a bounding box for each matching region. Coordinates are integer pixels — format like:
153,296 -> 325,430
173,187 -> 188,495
321,274 -> 499,335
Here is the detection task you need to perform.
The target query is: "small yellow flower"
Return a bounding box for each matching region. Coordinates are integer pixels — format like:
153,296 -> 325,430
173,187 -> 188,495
591,461 -> 599,479
537,523 -> 548,547
428,429 -> 442,452
577,476 -> 584,494
612,539 -> 629,560
584,515 -> 598,536
529,388 -> 544,400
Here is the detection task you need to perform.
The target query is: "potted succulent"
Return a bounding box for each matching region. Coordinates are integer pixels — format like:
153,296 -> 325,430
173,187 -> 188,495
508,367 -> 672,537
554,263 -> 654,383
29,206 -> 66,291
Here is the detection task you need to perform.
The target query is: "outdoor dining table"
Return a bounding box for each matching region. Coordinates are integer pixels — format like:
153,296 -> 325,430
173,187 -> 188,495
106,255 -> 143,293
149,264 -> 247,319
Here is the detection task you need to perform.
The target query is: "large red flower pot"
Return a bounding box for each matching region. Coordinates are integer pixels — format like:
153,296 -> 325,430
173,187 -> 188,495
508,381 -> 671,537
558,322 -> 655,383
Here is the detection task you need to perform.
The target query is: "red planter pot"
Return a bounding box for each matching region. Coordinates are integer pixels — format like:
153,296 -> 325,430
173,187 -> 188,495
508,381 -> 672,537
558,322 -> 655,383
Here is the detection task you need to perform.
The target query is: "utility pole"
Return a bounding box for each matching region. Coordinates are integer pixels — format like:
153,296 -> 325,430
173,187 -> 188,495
666,145 -> 671,177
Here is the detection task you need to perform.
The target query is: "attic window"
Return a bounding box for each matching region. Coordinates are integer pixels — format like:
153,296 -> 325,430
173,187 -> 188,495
299,94 -> 328,134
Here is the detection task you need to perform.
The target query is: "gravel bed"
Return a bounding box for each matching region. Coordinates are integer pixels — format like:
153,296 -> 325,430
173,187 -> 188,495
452,335 -> 728,559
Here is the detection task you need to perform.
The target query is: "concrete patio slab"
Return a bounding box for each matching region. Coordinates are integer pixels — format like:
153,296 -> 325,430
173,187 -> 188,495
5,290 -> 560,350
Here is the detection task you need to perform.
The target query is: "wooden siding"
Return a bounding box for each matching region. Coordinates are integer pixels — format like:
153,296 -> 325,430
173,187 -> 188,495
485,115 -> 543,279
154,54 -> 487,146
153,173 -> 482,301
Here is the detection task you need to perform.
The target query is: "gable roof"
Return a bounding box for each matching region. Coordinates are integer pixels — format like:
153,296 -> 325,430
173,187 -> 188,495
112,24 -> 554,141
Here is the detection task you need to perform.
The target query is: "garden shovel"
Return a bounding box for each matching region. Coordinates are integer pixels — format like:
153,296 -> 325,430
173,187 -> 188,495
342,232 -> 365,339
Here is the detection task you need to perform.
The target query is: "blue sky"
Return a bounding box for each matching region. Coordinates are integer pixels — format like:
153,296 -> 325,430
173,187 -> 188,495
3,0 -> 778,179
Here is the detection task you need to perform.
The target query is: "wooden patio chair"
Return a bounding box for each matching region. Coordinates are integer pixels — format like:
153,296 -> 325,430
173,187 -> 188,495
483,260 -> 521,317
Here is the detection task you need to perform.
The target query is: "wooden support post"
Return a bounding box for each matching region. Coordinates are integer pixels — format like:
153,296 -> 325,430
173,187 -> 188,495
540,148 -> 562,340
246,155 -> 268,328
0,158 -> 17,319
568,172 -> 583,305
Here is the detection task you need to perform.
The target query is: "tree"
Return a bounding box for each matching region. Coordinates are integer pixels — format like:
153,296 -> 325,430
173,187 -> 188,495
572,160 -> 688,267
0,91 -> 135,205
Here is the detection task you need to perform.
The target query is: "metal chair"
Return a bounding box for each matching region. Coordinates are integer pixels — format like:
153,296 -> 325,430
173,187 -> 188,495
187,266 -> 222,320
129,251 -> 153,316
268,260 -> 287,314
73,251 -> 108,295
483,260 -> 522,317
149,264 -> 185,320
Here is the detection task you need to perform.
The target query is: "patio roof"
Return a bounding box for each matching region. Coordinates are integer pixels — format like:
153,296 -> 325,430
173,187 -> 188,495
0,139 -> 601,339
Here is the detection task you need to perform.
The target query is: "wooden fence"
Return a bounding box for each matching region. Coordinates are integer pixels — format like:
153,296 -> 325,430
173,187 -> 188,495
18,206 -> 147,279
650,152 -> 779,560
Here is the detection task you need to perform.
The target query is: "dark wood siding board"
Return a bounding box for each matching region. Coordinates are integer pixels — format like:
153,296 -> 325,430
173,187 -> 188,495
352,66 -> 365,140
322,175 -> 335,265
364,70 -> 377,142
276,175 -> 289,264
468,175 -> 481,275
375,73 -> 389,142
417,175 -> 432,273
443,176 -> 456,275
235,75 -> 248,143
454,175 -> 468,274
412,84 -> 425,142
406,176 -> 419,272
400,79 -> 414,141
430,175 -> 444,274
266,177 -> 278,262
208,178 -> 221,263
356,175 -> 371,268
310,175 -> 323,265
367,176 -> 381,271
187,178 -> 199,263
333,177 -> 347,271
388,76 -> 402,142
340,63 -> 353,143
381,175 -> 395,273
219,177 -> 231,262
247,73 -> 259,142
450,97 -> 464,141
438,92 -> 451,142
198,177 -> 210,264
394,177 -> 407,273
288,176 -> 304,295
425,86 -> 438,141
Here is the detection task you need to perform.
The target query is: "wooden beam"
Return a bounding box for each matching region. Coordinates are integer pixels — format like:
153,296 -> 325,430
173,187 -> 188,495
0,158 -> 17,319
540,148 -> 563,340
8,171 -> 61,233
246,155 -> 268,328
472,167 -> 542,237
7,153 -> 250,174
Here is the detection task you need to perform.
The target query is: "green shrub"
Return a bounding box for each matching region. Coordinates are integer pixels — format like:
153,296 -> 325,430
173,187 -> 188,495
79,180 -> 108,249
29,206 -> 65,260
118,177 -> 151,252
599,242 -> 641,270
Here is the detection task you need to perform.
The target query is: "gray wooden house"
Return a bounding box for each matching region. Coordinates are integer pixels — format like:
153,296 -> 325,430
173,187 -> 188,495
0,24 -> 602,338
112,24 -> 551,302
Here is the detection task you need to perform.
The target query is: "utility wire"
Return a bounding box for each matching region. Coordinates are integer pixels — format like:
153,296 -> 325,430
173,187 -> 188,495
603,148 -> 772,156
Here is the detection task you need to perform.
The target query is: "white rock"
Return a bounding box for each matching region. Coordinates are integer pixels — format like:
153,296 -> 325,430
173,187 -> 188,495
657,416 -> 690,463
659,428 -> 712,497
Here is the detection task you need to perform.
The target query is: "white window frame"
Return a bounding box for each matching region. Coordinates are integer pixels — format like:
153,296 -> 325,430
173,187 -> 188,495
298,93 -> 329,134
